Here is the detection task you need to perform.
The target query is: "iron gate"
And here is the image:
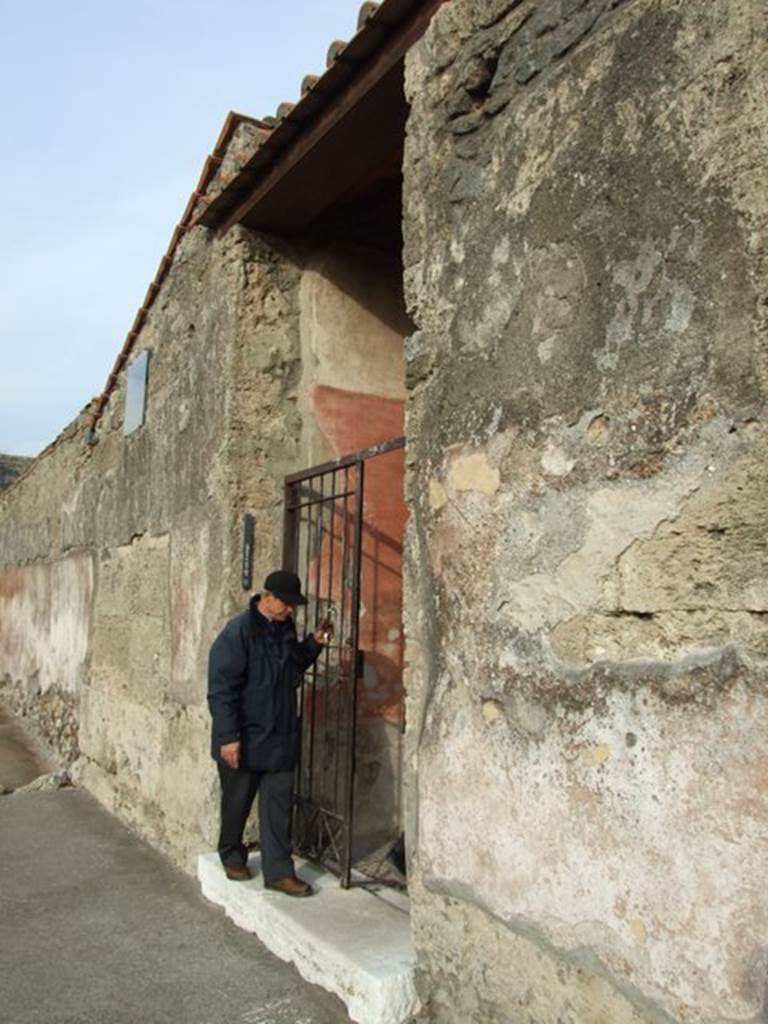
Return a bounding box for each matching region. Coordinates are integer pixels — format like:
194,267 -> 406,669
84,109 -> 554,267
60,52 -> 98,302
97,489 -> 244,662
282,436 -> 405,888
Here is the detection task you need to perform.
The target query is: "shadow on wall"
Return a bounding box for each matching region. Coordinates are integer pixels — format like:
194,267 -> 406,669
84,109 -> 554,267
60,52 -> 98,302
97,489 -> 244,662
295,240 -> 411,867
312,242 -> 412,339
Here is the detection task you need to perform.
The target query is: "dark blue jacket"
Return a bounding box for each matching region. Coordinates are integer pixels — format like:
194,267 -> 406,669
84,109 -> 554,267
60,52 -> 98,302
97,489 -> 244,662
207,596 -> 322,772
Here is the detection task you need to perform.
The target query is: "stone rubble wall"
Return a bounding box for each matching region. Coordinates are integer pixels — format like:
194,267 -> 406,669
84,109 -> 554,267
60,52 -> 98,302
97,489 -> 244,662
0,455 -> 33,492
0,224 -> 305,869
402,0 -> 767,1021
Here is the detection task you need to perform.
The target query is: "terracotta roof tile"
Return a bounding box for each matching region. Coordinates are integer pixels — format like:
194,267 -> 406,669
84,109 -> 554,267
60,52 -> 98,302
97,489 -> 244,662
326,39 -> 349,66
301,74 -> 321,95
358,2 -> 381,29
276,101 -> 296,121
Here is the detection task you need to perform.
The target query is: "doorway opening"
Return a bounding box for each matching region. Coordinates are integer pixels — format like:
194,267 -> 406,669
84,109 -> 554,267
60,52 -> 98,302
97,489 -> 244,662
284,436 -> 406,889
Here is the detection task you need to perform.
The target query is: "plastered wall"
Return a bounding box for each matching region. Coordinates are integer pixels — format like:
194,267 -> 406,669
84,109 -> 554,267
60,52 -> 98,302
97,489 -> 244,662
402,0 -> 767,1020
299,241 -> 410,844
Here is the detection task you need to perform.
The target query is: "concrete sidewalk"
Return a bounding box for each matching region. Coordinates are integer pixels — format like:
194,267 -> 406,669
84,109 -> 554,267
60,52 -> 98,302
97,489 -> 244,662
0,708 -> 348,1024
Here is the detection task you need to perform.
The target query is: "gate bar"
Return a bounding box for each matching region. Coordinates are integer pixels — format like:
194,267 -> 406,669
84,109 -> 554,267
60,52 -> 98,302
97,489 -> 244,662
284,436 -> 404,485
284,436 -> 406,887
341,458 -> 365,889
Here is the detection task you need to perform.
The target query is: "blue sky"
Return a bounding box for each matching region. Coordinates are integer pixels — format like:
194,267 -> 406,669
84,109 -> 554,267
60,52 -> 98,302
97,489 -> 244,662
0,0 -> 361,456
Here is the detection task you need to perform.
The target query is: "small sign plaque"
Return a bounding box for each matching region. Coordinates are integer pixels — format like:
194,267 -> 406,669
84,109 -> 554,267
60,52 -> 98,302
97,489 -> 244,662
124,350 -> 150,435
242,513 -> 255,590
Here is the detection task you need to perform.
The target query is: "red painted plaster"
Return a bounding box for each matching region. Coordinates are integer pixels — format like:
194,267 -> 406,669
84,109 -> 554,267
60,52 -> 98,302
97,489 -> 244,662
309,384 -> 406,724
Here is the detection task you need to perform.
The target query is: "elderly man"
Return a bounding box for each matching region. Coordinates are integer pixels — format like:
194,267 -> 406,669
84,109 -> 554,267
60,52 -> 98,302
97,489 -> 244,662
207,570 -> 328,896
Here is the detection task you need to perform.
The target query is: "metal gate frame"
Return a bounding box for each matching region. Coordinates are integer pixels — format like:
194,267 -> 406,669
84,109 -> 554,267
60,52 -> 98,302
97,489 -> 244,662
282,435 -> 405,888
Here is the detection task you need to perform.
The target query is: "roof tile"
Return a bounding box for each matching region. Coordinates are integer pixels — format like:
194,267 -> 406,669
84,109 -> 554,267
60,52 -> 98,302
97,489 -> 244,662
358,2 -> 381,30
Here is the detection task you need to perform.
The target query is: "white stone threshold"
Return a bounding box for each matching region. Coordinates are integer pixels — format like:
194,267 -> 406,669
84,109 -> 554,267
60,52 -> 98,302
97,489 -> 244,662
197,852 -> 419,1024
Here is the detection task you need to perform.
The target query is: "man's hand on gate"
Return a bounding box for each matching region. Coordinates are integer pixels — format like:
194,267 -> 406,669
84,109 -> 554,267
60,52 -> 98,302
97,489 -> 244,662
314,619 -> 334,644
220,741 -> 241,770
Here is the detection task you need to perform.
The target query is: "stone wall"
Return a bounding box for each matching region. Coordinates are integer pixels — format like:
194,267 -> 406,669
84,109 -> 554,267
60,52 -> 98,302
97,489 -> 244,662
402,1 -> 767,1021
0,224 -> 306,868
0,455 -> 32,492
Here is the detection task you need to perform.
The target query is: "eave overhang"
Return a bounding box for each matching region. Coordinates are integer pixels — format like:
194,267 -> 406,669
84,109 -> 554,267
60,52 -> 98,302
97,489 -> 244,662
197,0 -> 448,235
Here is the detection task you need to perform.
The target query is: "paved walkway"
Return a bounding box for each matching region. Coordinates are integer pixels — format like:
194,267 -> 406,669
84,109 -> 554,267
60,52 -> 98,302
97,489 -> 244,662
0,705 -> 348,1024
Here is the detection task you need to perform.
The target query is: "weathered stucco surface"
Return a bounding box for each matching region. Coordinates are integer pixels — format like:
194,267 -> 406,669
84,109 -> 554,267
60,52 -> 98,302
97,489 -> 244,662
403,0 -> 767,1021
0,554 -> 93,761
0,557 -> 93,696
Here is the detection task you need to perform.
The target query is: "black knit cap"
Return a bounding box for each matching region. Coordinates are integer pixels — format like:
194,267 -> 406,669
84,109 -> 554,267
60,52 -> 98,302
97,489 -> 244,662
263,570 -> 307,606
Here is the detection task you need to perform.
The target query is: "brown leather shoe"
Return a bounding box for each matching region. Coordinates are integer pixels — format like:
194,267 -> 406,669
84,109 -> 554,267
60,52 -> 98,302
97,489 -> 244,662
223,863 -> 252,881
264,875 -> 314,897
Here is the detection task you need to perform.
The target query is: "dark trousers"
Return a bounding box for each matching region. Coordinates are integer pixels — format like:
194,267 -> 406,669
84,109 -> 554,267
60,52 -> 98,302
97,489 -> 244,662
217,763 -> 295,883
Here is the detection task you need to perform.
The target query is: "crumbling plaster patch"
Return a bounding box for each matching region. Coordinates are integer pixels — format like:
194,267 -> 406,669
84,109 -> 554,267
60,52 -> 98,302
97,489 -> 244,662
0,556 -> 93,696
418,673 -> 768,1021
425,417 -> 767,670
0,555 -> 92,762
446,450 -> 500,497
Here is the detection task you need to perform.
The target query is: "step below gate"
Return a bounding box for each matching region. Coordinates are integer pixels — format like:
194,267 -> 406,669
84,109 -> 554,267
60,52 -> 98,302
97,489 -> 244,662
282,436 -> 405,889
